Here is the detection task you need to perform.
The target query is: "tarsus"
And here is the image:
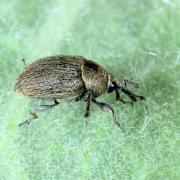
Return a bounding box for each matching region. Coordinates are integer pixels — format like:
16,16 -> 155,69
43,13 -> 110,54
118,86 -> 146,102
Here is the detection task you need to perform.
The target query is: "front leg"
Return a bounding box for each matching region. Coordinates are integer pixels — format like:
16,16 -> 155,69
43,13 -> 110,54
115,89 -> 133,106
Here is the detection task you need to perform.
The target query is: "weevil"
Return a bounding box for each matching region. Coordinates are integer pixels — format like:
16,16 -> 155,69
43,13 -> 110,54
15,55 -> 146,127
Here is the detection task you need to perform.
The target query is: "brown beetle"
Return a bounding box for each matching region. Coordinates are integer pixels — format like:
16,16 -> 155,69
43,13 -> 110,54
15,55 -> 146,127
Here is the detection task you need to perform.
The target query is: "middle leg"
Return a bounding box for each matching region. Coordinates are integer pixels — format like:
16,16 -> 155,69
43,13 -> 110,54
84,93 -> 91,118
115,89 -> 133,106
92,99 -> 121,128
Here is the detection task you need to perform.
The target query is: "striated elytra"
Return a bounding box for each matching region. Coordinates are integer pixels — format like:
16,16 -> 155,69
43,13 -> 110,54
15,55 -> 146,127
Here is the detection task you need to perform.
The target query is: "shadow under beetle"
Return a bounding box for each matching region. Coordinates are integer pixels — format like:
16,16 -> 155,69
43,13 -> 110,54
15,55 -> 146,127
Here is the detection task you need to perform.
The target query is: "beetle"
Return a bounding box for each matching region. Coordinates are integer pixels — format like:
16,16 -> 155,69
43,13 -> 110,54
15,55 -> 146,127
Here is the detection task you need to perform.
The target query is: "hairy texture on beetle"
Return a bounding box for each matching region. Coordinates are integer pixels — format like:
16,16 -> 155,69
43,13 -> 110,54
84,61 -> 99,71
81,60 -> 108,95
15,56 -> 85,99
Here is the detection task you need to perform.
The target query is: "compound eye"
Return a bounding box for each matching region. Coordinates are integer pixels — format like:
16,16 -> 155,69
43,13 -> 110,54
112,81 -> 116,87
107,81 -> 116,93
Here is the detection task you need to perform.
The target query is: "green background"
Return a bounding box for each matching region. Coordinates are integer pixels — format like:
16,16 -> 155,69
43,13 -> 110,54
0,0 -> 179,179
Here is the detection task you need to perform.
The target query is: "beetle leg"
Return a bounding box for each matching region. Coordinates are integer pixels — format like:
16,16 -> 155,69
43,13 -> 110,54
19,111 -> 38,127
119,86 -> 146,101
92,99 -> 122,128
115,89 -> 133,106
19,99 -> 59,127
84,93 -> 91,117
75,91 -> 87,102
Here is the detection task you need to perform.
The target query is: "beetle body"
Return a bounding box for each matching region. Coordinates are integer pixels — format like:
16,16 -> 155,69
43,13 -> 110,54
15,55 -> 109,100
15,55 -> 146,127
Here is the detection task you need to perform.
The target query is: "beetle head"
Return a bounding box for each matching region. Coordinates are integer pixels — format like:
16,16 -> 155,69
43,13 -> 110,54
107,75 -> 120,93
107,75 -> 146,102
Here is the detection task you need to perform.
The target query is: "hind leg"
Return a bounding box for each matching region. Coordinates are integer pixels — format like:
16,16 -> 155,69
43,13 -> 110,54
19,99 -> 59,127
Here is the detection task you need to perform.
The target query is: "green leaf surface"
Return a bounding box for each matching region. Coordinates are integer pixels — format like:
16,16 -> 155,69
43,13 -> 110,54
0,0 -> 179,179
